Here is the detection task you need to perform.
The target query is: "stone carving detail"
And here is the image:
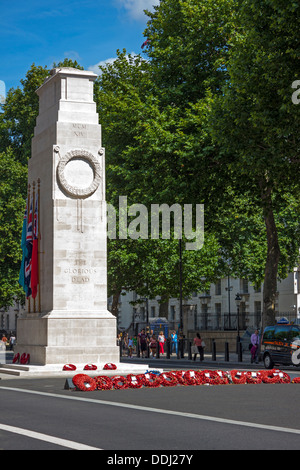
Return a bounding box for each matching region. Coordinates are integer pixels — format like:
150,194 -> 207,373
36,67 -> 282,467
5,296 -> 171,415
56,148 -> 103,198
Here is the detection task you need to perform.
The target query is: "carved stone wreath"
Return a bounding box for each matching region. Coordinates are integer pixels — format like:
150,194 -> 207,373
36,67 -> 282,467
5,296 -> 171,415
57,149 -> 102,198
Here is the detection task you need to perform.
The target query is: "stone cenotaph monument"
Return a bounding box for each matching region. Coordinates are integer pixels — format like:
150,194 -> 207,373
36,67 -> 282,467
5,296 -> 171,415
15,67 -> 119,366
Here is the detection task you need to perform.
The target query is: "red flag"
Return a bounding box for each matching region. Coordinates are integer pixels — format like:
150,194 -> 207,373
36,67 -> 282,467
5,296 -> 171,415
31,192 -> 39,299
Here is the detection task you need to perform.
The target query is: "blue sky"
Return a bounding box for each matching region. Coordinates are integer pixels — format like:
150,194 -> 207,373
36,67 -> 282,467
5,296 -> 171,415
0,0 -> 159,93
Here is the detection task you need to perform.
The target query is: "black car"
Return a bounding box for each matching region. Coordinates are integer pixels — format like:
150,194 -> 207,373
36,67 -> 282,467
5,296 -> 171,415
261,322 -> 300,369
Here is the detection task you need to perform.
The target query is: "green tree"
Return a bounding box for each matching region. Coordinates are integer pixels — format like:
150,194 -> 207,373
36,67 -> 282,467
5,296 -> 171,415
0,149 -> 27,307
0,64 -> 49,164
209,0 -> 300,326
95,50 -> 226,318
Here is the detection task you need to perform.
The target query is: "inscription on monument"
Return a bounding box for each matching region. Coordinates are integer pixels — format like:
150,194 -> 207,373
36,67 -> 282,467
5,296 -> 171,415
65,260 -> 96,284
73,123 -> 87,137
71,276 -> 90,284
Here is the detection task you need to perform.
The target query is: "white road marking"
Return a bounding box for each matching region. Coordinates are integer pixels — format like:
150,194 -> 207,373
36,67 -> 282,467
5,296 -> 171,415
0,423 -> 101,450
1,386 -> 300,438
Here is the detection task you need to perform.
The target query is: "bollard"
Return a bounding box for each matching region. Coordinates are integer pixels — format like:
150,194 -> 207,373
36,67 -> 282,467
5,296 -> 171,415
177,342 -> 180,359
212,340 -> 216,361
238,341 -> 243,362
166,338 -> 170,359
137,341 -> 140,358
225,342 -> 229,362
180,339 -> 184,359
188,340 -> 192,360
156,341 -> 160,359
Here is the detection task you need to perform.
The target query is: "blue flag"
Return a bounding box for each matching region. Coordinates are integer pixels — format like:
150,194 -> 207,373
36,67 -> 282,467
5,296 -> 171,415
18,204 -> 27,292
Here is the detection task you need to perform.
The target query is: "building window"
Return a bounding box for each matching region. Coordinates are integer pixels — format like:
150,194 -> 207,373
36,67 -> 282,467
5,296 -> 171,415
215,303 -> 221,329
170,305 -> 175,321
240,279 -> 248,294
254,301 -> 261,327
215,280 -> 221,295
151,306 -> 156,317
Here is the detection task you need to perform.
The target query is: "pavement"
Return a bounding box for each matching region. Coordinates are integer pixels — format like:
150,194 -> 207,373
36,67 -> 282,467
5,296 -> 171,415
120,350 -> 262,371
2,349 -> 299,379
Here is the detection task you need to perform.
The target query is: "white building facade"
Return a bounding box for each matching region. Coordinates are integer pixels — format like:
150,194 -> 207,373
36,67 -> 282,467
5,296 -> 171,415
111,269 -> 300,335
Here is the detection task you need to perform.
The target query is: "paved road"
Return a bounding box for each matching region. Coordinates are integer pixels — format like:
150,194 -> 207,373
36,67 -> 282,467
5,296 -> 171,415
1,364 -> 300,452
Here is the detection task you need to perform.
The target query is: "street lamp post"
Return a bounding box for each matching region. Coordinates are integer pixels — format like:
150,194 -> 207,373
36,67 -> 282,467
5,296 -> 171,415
235,293 -> 242,350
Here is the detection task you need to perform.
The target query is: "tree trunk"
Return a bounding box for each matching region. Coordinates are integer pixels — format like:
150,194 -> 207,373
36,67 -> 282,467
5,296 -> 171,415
260,183 -> 280,330
159,295 -> 169,319
111,289 -> 122,318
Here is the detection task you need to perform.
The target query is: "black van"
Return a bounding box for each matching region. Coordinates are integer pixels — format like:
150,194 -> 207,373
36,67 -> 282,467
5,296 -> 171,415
261,322 -> 300,369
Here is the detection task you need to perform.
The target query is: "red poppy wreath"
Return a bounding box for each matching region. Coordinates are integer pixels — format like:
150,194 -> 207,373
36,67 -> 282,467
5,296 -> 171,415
72,374 -> 97,391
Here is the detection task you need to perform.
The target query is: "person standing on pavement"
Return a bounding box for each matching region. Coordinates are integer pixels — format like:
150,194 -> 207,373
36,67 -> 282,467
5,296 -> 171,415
149,334 -> 157,358
193,333 -> 204,361
171,330 -> 178,355
127,336 -> 133,358
158,331 -> 165,355
250,329 -> 260,364
138,329 -> 147,358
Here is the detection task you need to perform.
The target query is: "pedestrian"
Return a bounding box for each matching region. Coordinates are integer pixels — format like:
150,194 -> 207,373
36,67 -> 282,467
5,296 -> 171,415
149,334 -> 157,358
138,328 -> 147,358
171,330 -> 178,355
193,333 -> 204,361
127,336 -> 133,358
9,334 -> 16,351
158,331 -> 165,355
132,336 -> 137,353
250,329 -> 260,364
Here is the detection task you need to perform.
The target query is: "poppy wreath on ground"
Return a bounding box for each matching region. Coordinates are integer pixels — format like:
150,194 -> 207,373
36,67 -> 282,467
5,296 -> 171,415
260,369 -> 281,384
245,371 -> 263,384
20,353 -> 30,365
12,353 -> 20,364
292,377 -> 300,383
173,371 -> 188,385
272,370 -> 291,384
72,374 -> 97,391
94,375 -> 113,390
63,364 -> 77,371
159,372 -> 179,387
126,374 -> 144,389
198,370 -> 223,385
111,375 -> 129,390
214,370 -> 230,385
143,372 -> 162,388
183,370 -> 201,386
84,364 -> 97,371
103,363 -> 117,370
230,370 -> 247,384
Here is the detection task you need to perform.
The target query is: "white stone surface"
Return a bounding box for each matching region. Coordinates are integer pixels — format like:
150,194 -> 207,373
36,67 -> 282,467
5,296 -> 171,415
15,67 -> 119,365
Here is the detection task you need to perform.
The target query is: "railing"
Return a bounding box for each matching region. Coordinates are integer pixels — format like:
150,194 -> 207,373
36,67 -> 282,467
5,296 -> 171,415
126,311 -> 300,336
119,336 -> 248,362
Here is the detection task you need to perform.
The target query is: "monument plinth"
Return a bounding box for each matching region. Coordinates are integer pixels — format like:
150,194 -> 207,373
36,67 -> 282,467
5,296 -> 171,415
15,67 -> 119,365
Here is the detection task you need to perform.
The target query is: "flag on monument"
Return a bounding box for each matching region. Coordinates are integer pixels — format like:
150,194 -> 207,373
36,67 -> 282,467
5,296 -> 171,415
31,192 -> 39,299
24,198 -> 33,298
18,203 -> 27,292
141,38 -> 150,49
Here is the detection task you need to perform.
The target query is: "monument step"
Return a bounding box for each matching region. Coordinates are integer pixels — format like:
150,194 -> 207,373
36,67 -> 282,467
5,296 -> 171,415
0,362 -> 163,378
